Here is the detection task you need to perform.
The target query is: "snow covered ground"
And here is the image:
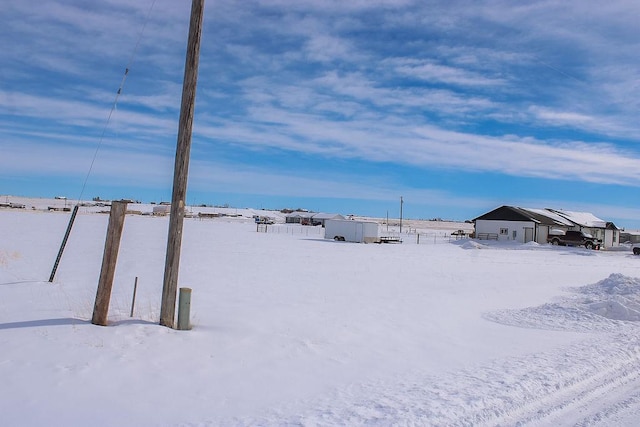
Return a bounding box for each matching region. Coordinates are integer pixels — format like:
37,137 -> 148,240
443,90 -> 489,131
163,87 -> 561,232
2,206 -> 640,426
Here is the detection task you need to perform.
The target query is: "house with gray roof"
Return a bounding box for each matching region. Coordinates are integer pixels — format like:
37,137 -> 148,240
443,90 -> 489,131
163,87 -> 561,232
473,206 -> 619,247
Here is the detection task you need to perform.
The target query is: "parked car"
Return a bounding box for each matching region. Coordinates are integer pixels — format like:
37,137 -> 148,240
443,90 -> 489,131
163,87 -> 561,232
547,230 -> 601,250
632,243 -> 640,255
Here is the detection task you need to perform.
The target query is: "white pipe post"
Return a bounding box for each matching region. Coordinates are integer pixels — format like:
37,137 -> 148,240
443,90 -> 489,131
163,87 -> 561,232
177,287 -> 192,330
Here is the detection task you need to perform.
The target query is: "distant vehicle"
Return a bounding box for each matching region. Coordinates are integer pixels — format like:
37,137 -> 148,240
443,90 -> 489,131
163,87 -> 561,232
254,215 -> 275,225
632,243 -> 640,255
54,196 -> 67,200
547,230 -> 601,250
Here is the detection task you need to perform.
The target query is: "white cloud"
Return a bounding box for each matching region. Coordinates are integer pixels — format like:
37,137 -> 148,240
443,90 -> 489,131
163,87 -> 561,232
193,103 -> 640,187
304,34 -> 356,63
392,59 -> 506,87
529,106 -> 595,126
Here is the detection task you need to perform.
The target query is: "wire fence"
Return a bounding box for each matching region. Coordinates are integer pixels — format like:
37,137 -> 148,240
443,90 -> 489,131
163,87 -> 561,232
256,224 -> 472,245
379,230 -> 470,245
256,224 -> 325,237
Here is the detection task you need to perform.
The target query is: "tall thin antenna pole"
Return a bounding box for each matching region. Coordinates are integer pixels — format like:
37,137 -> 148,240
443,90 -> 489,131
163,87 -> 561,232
160,0 -> 205,328
399,196 -> 403,234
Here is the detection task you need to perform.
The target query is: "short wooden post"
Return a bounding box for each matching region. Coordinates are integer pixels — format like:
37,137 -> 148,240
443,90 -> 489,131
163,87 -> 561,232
177,287 -> 192,330
91,201 -> 128,326
417,234 -> 420,245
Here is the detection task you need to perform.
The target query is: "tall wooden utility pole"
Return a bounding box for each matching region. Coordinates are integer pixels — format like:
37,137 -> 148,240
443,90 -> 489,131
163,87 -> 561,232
160,0 -> 205,328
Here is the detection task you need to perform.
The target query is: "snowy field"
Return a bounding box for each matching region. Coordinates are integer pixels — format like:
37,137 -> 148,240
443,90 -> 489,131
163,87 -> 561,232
3,207 -> 640,426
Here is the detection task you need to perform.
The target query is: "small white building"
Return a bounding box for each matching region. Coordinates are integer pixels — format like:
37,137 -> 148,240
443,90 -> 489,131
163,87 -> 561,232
285,212 -> 313,224
620,230 -> 640,244
285,212 -> 345,226
310,213 -> 346,227
152,205 -> 171,216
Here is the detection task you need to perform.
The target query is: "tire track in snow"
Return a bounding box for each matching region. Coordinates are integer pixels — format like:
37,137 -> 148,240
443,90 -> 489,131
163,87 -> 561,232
575,386 -> 640,426
218,333 -> 640,426
475,334 -> 640,426
476,274 -> 640,425
207,274 -> 640,426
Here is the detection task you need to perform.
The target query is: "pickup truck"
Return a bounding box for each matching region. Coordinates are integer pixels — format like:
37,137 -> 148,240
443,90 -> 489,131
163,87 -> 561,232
547,230 -> 601,250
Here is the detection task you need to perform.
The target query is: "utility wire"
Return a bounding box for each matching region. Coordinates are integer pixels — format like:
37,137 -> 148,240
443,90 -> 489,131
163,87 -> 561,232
76,0 -> 158,203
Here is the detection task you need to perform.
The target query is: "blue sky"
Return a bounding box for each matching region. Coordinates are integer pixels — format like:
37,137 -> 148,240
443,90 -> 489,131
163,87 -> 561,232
2,1 -> 640,227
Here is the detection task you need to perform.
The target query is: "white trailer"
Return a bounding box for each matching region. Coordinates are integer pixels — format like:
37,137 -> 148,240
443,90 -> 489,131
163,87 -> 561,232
324,219 -> 379,243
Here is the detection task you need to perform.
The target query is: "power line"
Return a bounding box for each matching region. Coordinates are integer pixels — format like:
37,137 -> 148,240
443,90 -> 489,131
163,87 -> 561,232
76,0 -> 158,203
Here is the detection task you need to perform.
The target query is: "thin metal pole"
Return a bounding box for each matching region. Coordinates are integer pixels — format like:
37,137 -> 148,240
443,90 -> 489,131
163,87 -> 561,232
49,205 -> 79,282
399,196 -> 403,234
130,276 -> 138,317
160,0 -> 205,328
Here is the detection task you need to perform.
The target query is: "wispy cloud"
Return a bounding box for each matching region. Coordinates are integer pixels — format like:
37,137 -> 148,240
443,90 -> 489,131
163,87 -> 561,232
391,59 -> 507,87
3,0 -> 640,226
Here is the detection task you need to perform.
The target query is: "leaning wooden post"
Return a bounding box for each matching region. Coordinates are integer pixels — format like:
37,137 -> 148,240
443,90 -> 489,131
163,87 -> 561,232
160,0 -> 205,328
92,201 -> 128,326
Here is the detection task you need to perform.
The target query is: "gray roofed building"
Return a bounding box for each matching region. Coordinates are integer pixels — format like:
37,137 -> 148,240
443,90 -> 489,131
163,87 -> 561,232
473,206 -> 619,247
